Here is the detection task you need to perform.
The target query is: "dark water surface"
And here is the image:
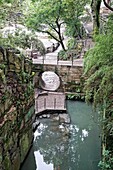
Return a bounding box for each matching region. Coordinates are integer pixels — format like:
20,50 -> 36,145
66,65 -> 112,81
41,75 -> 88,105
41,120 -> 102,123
21,101 -> 101,170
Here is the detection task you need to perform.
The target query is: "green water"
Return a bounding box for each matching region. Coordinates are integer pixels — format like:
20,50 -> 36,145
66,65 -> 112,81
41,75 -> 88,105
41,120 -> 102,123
21,101 -> 101,170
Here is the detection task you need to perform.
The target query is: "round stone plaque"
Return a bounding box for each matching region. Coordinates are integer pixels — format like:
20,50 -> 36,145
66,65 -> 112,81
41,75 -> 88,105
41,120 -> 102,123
40,71 -> 60,91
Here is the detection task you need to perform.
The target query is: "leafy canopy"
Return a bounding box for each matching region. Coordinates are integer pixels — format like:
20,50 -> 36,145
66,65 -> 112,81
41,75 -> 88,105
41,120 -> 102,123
25,0 -> 88,50
26,0 -> 88,31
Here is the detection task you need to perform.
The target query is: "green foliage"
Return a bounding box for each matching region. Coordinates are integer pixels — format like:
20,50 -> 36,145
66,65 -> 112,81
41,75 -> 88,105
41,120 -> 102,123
58,50 -> 67,60
0,0 -> 46,52
0,0 -> 46,58
0,0 -> 25,28
67,93 -> 85,100
84,34 -> 113,141
0,30 -> 45,54
24,82 -> 34,99
0,0 -> 14,4
67,94 -> 76,100
58,48 -> 80,61
25,0 -> 88,50
101,14 -> 113,35
98,150 -> 113,170
1,94 -> 7,103
84,13 -> 113,156
0,64 -> 5,69
67,38 -> 76,49
84,33 -> 113,106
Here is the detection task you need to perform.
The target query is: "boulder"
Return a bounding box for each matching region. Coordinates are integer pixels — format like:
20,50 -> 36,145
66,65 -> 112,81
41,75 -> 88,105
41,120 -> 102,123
59,113 -> 71,124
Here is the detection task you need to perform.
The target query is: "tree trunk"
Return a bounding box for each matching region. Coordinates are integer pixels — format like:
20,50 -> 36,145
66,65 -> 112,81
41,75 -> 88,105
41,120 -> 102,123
56,20 -> 66,51
59,34 -> 66,51
91,0 -> 101,35
60,41 -> 66,51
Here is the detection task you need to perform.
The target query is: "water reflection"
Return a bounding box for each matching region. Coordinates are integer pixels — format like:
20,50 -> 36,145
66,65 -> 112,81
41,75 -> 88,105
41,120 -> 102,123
21,101 -> 101,170
33,102 -> 101,170
34,151 -> 53,170
34,120 -> 70,169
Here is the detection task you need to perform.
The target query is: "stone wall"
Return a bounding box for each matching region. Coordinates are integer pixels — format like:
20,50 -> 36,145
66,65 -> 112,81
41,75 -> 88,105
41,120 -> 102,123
0,48 -> 35,170
34,64 -> 85,99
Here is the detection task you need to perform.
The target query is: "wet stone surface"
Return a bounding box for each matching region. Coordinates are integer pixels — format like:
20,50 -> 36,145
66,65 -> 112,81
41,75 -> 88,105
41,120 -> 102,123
38,113 -> 71,124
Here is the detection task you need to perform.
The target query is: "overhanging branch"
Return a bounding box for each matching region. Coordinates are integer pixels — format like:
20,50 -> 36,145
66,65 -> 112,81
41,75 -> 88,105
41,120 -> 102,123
37,28 -> 60,42
46,31 -> 60,42
103,0 -> 113,11
46,22 -> 59,34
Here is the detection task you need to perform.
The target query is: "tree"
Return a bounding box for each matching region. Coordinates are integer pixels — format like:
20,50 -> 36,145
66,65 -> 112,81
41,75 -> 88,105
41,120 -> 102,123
25,0 -> 88,51
91,0 -> 101,34
90,0 -> 113,35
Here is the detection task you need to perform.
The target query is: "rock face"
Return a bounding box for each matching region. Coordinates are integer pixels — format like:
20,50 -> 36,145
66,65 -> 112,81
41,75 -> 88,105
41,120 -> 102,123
0,47 -> 35,170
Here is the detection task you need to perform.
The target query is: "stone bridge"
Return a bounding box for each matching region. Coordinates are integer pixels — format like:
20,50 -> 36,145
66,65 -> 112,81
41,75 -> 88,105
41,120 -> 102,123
34,63 -> 84,115
32,38 -> 93,114
34,71 -> 66,115
35,90 -> 66,114
33,62 -> 84,94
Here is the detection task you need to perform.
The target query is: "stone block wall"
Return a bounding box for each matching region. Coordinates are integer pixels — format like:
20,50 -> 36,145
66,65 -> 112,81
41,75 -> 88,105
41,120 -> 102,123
33,64 -> 84,100
42,65 -> 84,94
0,48 -> 35,170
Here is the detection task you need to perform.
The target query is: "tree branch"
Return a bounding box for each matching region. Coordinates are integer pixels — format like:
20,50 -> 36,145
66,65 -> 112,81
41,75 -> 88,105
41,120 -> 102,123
46,31 -> 60,42
37,28 -> 60,42
103,0 -> 113,11
46,22 -> 59,34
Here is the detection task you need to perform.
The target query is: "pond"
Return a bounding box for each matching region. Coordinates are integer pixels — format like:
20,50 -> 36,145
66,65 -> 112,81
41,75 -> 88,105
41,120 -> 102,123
20,100 -> 101,170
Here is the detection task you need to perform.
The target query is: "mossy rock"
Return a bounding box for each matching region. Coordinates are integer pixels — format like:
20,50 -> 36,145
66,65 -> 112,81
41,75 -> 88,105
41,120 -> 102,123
9,64 -> 15,72
0,103 -> 5,114
0,150 -> 3,167
4,98 -> 13,110
0,69 -> 5,83
24,62 -> 30,73
7,51 -> 14,63
0,53 -> 4,63
20,133 -> 30,162
14,57 -> 21,72
3,153 -> 12,170
12,151 -> 20,170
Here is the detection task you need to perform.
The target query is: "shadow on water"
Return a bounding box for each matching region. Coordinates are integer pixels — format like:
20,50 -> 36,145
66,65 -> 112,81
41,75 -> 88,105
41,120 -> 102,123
20,146 -> 36,170
21,101 -> 101,170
